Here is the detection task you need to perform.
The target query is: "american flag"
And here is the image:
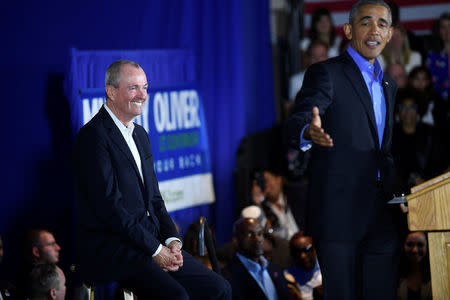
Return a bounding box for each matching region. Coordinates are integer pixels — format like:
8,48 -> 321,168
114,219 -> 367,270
304,0 -> 450,36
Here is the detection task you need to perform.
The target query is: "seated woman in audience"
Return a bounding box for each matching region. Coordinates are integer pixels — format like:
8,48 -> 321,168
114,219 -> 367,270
426,12 -> 450,101
391,90 -> 447,193
408,66 -> 448,128
397,231 -> 431,300
300,8 -> 342,61
378,24 -> 422,73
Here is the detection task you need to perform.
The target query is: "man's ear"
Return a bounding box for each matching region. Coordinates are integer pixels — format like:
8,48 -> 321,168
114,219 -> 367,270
32,246 -> 40,259
49,288 -> 57,300
105,85 -> 116,101
343,23 -> 352,41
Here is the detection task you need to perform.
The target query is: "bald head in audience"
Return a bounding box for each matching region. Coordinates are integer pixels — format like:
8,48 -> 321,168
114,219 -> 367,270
234,218 -> 265,262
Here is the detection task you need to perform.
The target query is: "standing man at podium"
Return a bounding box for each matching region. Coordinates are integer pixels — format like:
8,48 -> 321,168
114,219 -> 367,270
286,1 -> 400,299
73,59 -> 231,299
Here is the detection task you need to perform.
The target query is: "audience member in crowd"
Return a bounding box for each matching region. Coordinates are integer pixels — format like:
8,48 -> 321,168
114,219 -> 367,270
386,1 -> 422,55
386,63 -> 407,89
426,12 -> 450,100
251,170 -> 299,240
16,229 -> 61,299
222,218 -> 290,300
27,264 -> 66,300
392,90 -> 448,193
397,232 -> 431,300
0,235 -> 16,300
25,230 -> 61,265
217,206 -> 292,269
407,66 -> 448,128
378,25 -> 422,73
284,233 -> 322,300
300,8 -> 342,59
289,40 -> 329,100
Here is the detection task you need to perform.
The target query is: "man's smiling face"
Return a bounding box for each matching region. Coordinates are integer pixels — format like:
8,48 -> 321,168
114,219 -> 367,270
344,4 -> 393,64
106,64 -> 148,125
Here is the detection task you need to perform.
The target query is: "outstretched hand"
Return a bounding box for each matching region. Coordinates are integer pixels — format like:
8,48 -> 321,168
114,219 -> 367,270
303,106 -> 333,147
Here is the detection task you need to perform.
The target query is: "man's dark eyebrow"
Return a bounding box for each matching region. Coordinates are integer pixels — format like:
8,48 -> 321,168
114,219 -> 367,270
358,15 -> 389,25
379,17 -> 388,24
358,16 -> 372,23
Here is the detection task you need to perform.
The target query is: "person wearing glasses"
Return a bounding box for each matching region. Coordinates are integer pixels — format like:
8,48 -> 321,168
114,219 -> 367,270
25,229 -> 61,265
284,233 -> 322,300
16,229 -> 61,299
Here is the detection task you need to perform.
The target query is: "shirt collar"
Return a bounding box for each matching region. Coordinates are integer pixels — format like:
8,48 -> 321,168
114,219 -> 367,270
347,46 -> 383,82
104,104 -> 135,134
236,252 -> 269,273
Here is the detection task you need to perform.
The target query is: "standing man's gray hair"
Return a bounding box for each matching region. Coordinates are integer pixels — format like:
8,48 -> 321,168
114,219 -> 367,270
349,0 -> 392,25
105,59 -> 141,88
104,59 -> 141,101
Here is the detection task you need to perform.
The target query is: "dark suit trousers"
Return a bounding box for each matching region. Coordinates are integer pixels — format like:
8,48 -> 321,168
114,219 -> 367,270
119,250 -> 231,300
314,188 -> 401,300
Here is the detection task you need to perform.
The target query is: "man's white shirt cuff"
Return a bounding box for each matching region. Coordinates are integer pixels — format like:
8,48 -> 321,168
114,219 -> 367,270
151,237 -> 183,257
165,237 -> 182,248
152,244 -> 163,257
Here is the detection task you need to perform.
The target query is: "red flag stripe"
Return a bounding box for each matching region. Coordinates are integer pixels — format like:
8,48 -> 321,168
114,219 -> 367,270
304,1 -> 357,14
304,0 -> 450,14
305,18 -> 436,36
385,0 -> 450,8
401,19 -> 436,32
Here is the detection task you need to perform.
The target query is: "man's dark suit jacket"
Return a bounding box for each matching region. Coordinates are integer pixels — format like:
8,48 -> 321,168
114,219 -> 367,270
73,106 -> 180,283
222,255 -> 290,300
285,51 -> 397,241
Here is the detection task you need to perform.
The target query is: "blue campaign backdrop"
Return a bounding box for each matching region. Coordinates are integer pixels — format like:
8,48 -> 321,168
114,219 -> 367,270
0,0 -> 275,278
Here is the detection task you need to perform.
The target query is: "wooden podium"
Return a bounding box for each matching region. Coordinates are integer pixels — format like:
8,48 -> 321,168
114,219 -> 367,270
407,171 -> 450,300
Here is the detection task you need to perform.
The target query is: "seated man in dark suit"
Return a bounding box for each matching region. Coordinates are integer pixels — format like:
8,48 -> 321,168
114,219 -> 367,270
73,59 -> 231,299
223,218 -> 290,300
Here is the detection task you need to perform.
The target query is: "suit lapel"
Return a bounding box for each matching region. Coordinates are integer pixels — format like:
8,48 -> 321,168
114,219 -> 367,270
133,129 -> 152,188
99,107 -> 144,186
342,53 -> 380,148
235,257 -> 269,299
